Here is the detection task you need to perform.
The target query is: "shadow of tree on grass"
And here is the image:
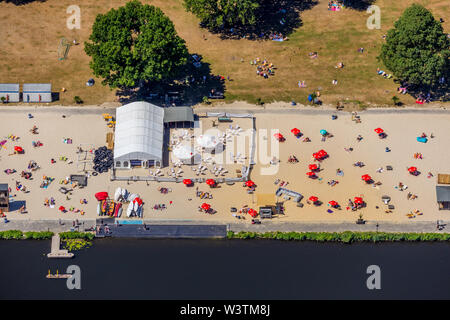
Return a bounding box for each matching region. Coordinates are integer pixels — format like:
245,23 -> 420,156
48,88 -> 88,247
0,0 -> 46,5
204,0 -> 319,40
116,53 -> 226,106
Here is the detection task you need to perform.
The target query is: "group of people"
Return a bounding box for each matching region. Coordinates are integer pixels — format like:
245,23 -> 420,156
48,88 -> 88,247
251,58 -> 276,79
328,1 -> 343,11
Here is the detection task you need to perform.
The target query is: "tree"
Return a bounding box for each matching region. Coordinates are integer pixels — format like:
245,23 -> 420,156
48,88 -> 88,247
184,0 -> 260,30
85,1 -> 188,88
380,4 -> 449,90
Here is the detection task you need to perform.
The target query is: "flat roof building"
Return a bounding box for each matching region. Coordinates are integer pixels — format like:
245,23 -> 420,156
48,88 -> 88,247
23,83 -> 52,103
436,185 -> 450,210
0,84 -> 20,103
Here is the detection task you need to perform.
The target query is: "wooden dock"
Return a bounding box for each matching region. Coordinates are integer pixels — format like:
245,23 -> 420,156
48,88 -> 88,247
47,234 -> 74,259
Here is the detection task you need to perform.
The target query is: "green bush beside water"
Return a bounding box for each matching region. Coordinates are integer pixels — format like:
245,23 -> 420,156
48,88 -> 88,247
60,231 -> 95,240
24,231 -> 54,240
0,230 -> 54,240
227,231 -> 450,243
0,230 -> 24,239
63,239 -> 92,251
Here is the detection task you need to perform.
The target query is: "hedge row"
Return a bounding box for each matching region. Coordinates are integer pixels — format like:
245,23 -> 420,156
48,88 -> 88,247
227,231 -> 450,243
0,230 -> 54,240
59,231 -> 95,240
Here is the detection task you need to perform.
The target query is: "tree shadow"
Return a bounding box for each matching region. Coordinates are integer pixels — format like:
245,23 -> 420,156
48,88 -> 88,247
204,0 -> 319,40
342,0 -> 376,11
393,78 -> 449,102
116,53 -> 226,106
0,0 -> 46,5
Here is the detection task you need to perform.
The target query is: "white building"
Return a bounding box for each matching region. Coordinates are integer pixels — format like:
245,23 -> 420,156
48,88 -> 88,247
114,101 -> 164,169
23,83 -> 52,103
0,84 -> 19,103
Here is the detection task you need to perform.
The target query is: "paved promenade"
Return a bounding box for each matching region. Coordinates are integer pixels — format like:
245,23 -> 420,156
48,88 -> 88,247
1,218 -> 448,234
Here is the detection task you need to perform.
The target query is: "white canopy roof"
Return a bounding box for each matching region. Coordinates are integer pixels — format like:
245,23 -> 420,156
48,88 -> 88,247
196,134 -> 219,149
172,144 -> 198,160
114,101 -> 164,162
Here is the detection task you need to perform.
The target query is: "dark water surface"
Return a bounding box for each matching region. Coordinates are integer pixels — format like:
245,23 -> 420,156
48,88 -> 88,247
0,239 -> 449,299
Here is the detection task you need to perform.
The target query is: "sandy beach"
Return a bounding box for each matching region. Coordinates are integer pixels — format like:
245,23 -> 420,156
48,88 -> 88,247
0,104 -> 449,228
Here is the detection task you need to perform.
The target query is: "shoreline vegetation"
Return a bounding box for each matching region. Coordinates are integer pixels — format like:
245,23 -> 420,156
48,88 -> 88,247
0,230 -> 54,240
2,230 -> 450,243
227,231 -> 450,243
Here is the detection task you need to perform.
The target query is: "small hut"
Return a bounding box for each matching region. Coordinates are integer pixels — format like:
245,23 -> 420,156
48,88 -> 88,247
0,184 -> 9,213
436,186 -> 450,210
23,83 -> 52,103
0,84 -> 20,103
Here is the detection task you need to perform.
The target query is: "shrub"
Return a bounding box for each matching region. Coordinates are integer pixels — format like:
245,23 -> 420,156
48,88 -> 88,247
24,231 -> 54,240
60,231 -> 95,240
73,96 -> 83,104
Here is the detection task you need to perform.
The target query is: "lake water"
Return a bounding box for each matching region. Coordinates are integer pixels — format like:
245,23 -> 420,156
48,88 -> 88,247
1,239 -> 449,299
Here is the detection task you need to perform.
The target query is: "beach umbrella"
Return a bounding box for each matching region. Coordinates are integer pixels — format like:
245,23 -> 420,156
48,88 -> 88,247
318,149 -> 327,157
306,171 -> 316,176
248,208 -> 258,217
206,179 -> 216,186
201,203 -> 211,211
245,180 -> 255,187
328,200 -> 338,207
14,146 -> 23,153
320,129 -> 327,135
291,128 -> 301,136
274,133 -> 284,141
374,128 -> 384,134
408,167 -> 417,173
94,192 -> 109,201
183,179 -> 193,186
354,197 -> 363,205
361,174 -> 372,181
309,196 -> 319,203
313,153 -> 321,160
58,206 -> 66,212
309,164 -> 318,171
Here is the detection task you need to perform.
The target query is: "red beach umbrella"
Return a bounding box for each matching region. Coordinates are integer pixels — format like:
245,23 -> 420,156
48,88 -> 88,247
274,133 -> 284,141
309,164 -> 318,171
354,197 -> 363,205
183,179 -> 193,185
328,200 -> 338,207
248,208 -> 258,217
361,174 -> 372,181
318,149 -> 327,157
313,153 -> 321,160
306,171 -> 316,176
408,167 -> 417,173
206,179 -> 216,186
309,196 -> 319,203
291,128 -> 301,136
94,192 -> 109,201
374,128 -> 384,134
58,206 -> 66,212
201,203 -> 211,211
14,146 -> 23,153
245,180 -> 255,187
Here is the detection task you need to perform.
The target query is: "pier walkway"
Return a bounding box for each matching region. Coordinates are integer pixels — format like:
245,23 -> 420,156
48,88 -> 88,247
47,234 -> 74,258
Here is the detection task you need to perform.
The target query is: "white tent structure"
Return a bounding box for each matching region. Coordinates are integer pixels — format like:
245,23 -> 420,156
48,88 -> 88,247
114,102 -> 164,169
172,144 -> 201,164
196,134 -> 220,150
